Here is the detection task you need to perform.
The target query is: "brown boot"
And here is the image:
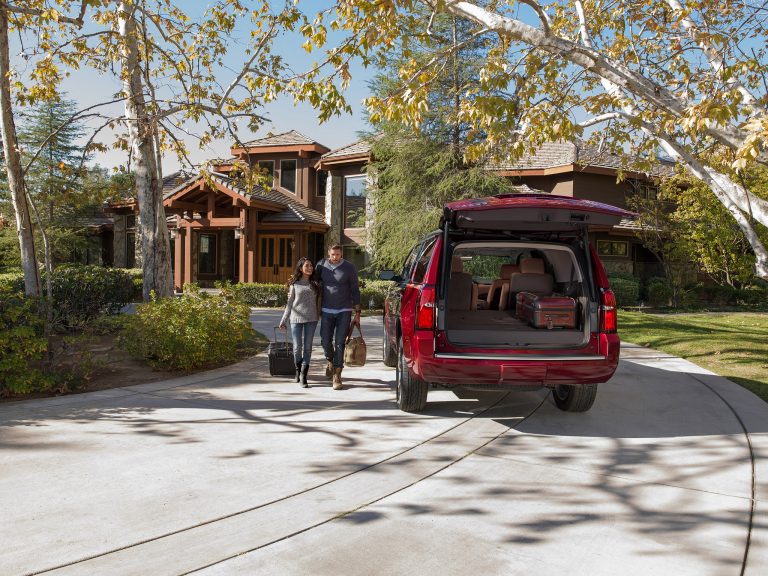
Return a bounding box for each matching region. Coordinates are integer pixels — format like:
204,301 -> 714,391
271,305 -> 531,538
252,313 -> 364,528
332,367 -> 343,390
325,360 -> 333,379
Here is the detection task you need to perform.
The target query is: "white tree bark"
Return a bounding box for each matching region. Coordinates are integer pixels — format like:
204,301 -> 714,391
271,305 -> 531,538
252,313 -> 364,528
442,0 -> 768,278
573,0 -> 768,278
0,6 -> 40,296
443,1 -> 766,164
118,1 -> 172,299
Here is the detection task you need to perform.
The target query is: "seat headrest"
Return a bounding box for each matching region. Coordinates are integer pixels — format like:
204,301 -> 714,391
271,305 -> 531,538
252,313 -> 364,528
520,258 -> 545,274
500,264 -> 519,279
451,256 -> 464,273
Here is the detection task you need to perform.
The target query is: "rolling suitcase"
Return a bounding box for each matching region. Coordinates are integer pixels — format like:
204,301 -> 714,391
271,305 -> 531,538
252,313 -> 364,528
516,292 -> 577,329
268,327 -> 295,376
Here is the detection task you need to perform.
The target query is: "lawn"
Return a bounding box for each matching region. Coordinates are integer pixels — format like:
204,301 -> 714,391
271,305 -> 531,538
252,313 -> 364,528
618,311 -> 768,404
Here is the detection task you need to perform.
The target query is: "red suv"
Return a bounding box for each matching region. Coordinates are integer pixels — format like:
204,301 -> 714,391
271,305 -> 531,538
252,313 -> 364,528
380,194 -> 633,413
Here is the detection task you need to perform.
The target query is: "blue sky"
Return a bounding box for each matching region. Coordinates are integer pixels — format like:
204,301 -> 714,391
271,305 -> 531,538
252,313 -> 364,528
11,2 -> 375,173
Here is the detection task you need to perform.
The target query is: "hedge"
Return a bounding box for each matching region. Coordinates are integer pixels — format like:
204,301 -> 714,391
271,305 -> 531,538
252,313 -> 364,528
607,273 -> 640,308
121,288 -> 255,370
230,279 -> 392,309
48,265 -> 135,331
0,291 -> 51,395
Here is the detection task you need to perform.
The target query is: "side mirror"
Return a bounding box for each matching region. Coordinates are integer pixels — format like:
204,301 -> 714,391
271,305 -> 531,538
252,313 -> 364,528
379,269 -> 400,281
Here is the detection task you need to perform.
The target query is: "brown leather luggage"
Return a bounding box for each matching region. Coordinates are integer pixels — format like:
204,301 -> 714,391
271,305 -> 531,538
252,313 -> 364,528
516,292 -> 577,329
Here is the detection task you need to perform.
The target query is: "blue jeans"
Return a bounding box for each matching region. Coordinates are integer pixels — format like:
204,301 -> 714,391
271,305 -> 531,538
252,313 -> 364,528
290,321 -> 318,366
321,311 -> 352,368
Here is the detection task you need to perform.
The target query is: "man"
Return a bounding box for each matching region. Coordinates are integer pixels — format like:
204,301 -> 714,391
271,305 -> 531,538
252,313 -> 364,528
316,245 -> 361,390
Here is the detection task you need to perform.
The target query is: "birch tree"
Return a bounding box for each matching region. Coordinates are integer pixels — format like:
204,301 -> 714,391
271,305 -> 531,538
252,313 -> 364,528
326,0 -> 768,278
1,1 -> 86,297
21,0 -> 356,300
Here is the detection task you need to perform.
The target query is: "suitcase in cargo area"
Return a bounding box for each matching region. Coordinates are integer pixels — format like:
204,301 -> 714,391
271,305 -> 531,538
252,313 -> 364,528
268,327 -> 296,376
516,292 -> 577,329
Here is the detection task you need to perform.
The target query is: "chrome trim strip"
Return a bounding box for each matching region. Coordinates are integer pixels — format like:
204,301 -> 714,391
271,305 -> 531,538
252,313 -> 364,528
434,353 -> 606,361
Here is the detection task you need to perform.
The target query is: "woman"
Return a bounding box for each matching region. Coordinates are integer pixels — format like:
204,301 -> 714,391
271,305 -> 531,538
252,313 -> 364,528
279,257 -> 321,388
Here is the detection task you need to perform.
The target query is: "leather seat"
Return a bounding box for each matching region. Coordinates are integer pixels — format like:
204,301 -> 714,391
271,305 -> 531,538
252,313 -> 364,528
448,256 -> 478,311
508,257 -> 554,296
486,263 -> 519,310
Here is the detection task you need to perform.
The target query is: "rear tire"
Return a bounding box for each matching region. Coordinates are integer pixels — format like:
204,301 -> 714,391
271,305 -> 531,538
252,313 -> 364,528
553,384 -> 597,412
396,337 -> 428,412
383,331 -> 397,367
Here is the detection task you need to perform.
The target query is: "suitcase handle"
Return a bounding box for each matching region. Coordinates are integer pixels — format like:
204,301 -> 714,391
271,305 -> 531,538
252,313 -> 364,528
273,326 -> 291,349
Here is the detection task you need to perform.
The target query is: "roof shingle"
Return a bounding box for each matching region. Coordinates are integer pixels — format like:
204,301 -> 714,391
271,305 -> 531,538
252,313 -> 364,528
240,130 -> 322,148
321,139 -> 372,160
489,140 -> 675,178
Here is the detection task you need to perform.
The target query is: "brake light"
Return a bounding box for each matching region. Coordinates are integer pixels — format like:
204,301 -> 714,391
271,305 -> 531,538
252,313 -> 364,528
416,286 -> 436,330
599,288 -> 617,333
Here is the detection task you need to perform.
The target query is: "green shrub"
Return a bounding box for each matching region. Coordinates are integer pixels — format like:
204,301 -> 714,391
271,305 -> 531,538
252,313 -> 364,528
645,277 -> 672,307
120,291 -> 256,370
608,273 -> 640,308
230,282 -> 288,307
0,269 -> 24,293
124,268 -> 144,300
359,280 -> 390,309
735,286 -> 768,306
48,264 -> 135,331
693,284 -> 738,306
0,292 -> 52,395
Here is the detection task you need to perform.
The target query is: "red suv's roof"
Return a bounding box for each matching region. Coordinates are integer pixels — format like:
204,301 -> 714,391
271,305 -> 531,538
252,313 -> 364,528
445,194 -> 635,230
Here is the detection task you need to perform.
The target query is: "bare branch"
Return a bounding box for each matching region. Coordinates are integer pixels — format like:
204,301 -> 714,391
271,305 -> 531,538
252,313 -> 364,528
6,1 -> 88,26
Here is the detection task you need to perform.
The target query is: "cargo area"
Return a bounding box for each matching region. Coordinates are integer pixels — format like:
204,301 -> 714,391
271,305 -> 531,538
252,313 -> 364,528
440,240 -> 591,348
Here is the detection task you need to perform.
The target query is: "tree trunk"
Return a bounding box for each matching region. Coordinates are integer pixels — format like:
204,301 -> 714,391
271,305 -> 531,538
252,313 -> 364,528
0,7 -> 40,296
118,1 -> 173,300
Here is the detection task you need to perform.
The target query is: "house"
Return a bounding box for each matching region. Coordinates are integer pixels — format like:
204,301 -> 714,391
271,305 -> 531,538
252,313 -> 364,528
105,132 -> 673,287
110,131 -> 340,288
491,140 -> 675,278
316,138 -> 674,279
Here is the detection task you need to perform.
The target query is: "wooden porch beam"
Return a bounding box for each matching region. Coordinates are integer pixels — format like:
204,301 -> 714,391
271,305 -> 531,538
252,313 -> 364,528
177,217 -> 241,228
167,200 -> 206,212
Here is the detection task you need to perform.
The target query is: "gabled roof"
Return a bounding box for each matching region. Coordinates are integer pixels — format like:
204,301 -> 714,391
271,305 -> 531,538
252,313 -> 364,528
162,171 -> 197,197
240,130 -> 320,148
489,140 -> 675,178
165,172 -> 327,227
231,130 -> 331,156
316,138 -> 373,170
321,138 -> 372,160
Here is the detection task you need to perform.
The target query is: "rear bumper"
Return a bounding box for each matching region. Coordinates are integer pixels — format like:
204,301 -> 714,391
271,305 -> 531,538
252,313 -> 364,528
408,332 -> 620,386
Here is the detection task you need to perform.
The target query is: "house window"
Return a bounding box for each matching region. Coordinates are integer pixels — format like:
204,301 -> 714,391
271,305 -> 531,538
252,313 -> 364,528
344,174 -> 366,228
257,160 -> 274,186
630,179 -> 659,200
316,170 -> 327,197
597,240 -> 629,257
199,233 -> 217,274
280,159 -> 296,193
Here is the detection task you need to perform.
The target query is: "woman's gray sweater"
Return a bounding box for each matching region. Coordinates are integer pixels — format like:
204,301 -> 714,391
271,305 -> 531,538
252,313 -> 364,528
280,280 -> 320,326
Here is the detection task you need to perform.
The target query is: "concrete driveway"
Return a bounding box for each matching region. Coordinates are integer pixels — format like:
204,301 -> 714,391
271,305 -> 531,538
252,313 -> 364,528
1,310 -> 765,576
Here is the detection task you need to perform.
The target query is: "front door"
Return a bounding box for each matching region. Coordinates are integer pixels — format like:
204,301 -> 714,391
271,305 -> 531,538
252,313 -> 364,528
258,234 -> 294,284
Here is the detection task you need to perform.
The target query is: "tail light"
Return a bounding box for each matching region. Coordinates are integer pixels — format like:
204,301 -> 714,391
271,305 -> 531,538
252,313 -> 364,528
415,286 -> 436,330
599,288 -> 617,333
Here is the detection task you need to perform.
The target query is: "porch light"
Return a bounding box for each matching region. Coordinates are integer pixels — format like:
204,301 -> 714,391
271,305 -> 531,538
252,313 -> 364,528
169,229 -> 177,239
234,228 -> 244,239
